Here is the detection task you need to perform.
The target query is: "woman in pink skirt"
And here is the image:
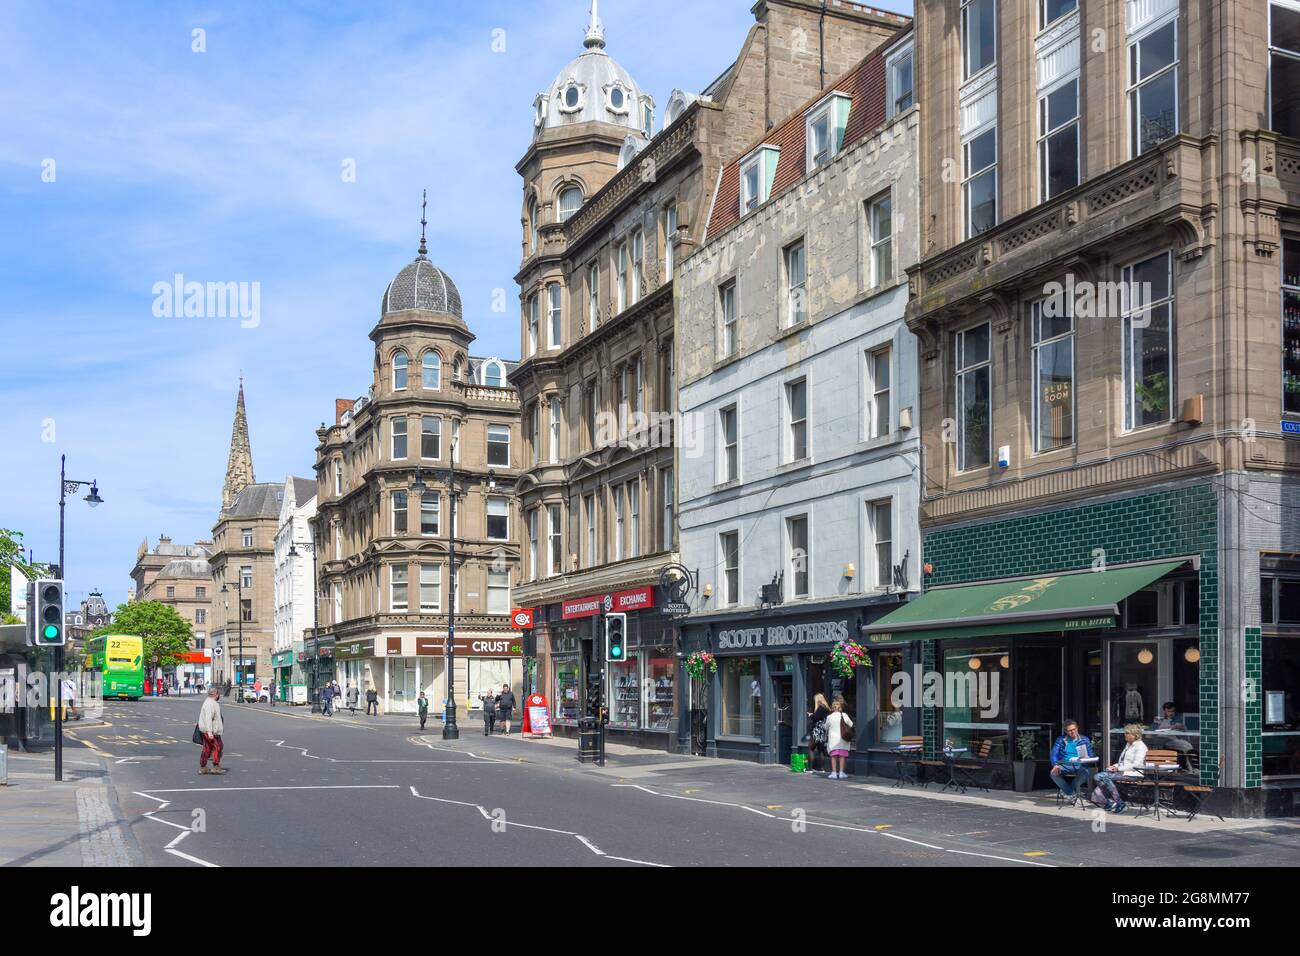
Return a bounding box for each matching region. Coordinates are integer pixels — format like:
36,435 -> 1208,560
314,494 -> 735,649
824,698 -> 854,779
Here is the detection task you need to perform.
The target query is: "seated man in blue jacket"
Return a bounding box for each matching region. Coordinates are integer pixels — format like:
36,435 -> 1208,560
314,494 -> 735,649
1049,719 -> 1095,801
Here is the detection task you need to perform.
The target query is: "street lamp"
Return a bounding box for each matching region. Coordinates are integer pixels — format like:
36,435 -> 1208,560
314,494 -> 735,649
288,539 -> 320,713
414,459 -> 458,740
56,454 -> 103,782
220,578 -> 244,702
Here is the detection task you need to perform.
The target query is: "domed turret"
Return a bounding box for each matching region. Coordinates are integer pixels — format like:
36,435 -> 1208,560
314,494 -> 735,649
380,191 -> 462,318
533,1 -> 653,138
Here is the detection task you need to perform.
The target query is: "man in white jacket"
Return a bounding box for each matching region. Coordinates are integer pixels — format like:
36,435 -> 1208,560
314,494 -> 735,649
198,688 -> 227,775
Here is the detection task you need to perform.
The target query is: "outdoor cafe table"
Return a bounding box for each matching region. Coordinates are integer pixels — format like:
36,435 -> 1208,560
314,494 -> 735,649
1142,762 -> 1183,820
939,747 -> 973,793
892,743 -> 922,787
1062,756 -> 1099,807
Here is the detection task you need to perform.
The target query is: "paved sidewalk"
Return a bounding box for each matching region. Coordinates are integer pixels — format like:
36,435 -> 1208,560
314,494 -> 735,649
0,750 -> 143,866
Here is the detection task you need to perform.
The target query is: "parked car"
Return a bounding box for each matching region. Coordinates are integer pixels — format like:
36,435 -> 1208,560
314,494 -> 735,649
238,685 -> 270,703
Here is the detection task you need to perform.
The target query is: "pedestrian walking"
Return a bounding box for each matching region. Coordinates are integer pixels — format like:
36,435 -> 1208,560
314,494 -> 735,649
479,688 -> 496,736
346,683 -> 359,715
825,698 -> 854,780
365,685 -> 379,716
418,691 -> 429,730
331,679 -> 342,706
321,682 -> 335,716
197,688 -> 226,774
269,680 -> 277,708
60,676 -> 81,721
496,683 -> 516,736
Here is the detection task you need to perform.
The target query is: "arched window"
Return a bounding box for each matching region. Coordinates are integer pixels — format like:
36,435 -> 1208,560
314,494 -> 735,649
454,356 -> 465,381
422,351 -> 441,390
392,350 -> 408,390
483,360 -> 504,388
527,199 -> 539,254
558,187 -> 583,222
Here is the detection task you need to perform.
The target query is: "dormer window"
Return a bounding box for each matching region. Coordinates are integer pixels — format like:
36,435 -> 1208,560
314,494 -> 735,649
805,92 -> 851,172
533,93 -> 548,129
605,82 -> 630,114
558,80 -> 586,114
887,42 -> 914,117
481,359 -> 505,388
738,145 -> 779,216
641,99 -> 654,136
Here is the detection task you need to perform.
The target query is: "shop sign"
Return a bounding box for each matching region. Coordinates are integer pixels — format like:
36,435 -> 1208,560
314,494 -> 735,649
714,618 -> 850,651
511,608 -> 534,629
562,585 -> 654,620
415,636 -> 524,657
522,693 -> 552,736
1283,420 -> 1300,435
334,639 -> 373,661
664,602 -> 691,617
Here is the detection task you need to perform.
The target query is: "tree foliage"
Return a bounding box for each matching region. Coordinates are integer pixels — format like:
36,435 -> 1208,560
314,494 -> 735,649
94,600 -> 193,667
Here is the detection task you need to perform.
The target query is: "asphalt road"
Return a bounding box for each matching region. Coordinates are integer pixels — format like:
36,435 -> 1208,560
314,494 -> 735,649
62,697 -> 1298,868
63,696 -> 1026,867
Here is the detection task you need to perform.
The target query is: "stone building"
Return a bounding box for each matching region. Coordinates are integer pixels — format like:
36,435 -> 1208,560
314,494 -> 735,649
209,383 -> 282,690
311,226 -> 523,718
273,475 -> 318,695
675,29 -> 919,766
510,0 -> 907,747
862,0 -> 1300,813
129,535 -> 213,652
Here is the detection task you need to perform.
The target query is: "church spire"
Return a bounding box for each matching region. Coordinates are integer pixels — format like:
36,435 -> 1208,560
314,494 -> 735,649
221,378 -> 255,512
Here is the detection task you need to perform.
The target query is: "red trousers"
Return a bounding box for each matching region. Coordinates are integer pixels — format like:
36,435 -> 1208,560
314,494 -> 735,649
200,733 -> 224,767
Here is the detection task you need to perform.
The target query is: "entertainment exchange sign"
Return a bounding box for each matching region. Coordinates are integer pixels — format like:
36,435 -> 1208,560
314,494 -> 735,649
715,620 -> 849,651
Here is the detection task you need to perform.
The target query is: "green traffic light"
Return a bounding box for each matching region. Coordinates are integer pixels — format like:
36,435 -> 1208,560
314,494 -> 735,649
612,645 -> 622,657
43,624 -> 60,640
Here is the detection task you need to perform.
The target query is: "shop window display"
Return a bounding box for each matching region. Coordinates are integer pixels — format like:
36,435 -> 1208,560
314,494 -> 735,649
720,657 -> 762,737
609,658 -> 641,728
940,644 -> 1010,759
644,657 -> 676,731
553,659 -> 581,723
1108,637 -> 1199,768
874,651 -> 905,745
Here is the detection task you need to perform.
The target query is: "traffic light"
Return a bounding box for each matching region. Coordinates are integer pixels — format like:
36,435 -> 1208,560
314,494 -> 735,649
605,612 -> 627,663
34,579 -> 66,646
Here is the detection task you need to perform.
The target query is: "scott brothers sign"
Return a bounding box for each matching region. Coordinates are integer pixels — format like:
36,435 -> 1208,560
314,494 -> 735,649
714,619 -> 849,651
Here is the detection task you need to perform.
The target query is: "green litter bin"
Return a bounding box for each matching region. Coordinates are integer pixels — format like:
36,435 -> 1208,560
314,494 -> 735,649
790,753 -> 807,773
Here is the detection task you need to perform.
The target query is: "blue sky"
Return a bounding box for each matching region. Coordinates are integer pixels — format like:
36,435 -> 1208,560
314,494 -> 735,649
0,0 -> 911,609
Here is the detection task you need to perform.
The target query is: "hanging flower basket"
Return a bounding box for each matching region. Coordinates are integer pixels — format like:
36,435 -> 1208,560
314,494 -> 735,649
829,639 -> 871,680
685,651 -> 717,681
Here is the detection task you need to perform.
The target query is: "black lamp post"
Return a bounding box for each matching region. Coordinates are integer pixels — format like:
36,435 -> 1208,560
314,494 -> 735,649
56,454 -> 102,782
220,578 -> 244,701
413,459 -> 458,740
288,539 -> 320,713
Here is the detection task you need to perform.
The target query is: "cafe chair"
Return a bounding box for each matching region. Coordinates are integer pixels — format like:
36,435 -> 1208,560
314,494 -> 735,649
1117,748 -> 1182,817
1180,755 -> 1224,823
949,738 -> 993,793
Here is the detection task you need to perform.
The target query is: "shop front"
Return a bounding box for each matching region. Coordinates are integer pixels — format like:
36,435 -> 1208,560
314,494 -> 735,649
865,558 -> 1207,789
413,634 -> 524,721
679,598 -> 907,769
536,584 -> 679,750
271,650 -> 294,700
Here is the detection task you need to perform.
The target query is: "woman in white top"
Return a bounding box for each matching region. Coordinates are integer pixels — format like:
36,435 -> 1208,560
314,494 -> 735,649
824,698 -> 854,779
1090,723 -> 1147,813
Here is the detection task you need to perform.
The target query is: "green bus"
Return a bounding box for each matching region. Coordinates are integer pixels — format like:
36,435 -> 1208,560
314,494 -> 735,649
84,634 -> 145,700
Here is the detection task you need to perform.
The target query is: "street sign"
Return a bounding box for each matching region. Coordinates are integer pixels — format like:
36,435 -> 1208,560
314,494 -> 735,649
511,608 -> 534,629
213,646 -> 224,658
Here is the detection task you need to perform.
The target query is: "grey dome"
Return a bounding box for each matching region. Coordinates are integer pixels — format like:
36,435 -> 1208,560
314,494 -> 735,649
381,254 -> 462,318
533,2 -> 652,138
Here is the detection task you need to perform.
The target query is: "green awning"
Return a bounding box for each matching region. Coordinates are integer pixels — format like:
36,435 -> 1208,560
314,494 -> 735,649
863,560 -> 1189,644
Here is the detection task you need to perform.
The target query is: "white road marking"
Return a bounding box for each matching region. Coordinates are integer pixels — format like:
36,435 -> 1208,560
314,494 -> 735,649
408,786 -> 668,867
268,738 -> 497,764
138,785 -> 402,794
612,783 -> 1053,867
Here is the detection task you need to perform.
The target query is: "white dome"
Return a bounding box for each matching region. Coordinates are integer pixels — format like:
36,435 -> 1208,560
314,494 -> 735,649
534,1 -> 653,138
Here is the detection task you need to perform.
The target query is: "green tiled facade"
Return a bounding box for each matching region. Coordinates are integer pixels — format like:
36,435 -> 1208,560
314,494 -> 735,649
1245,626 -> 1261,788
919,483 -> 1220,786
